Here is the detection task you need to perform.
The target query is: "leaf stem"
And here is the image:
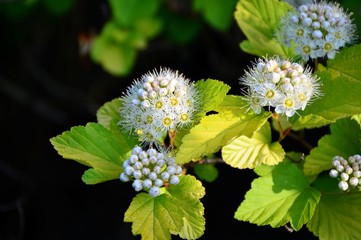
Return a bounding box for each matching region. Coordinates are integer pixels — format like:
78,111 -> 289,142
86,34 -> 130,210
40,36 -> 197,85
168,130 -> 177,150
272,113 -> 291,142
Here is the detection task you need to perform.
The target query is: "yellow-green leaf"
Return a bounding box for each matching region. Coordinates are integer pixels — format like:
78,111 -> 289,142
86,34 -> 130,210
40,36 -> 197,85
124,175 -> 205,240
222,121 -> 285,169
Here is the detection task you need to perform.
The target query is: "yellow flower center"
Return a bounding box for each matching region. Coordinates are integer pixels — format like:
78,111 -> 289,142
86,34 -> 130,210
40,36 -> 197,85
298,93 -> 306,102
296,29 -> 304,37
284,98 -> 294,108
303,45 -> 311,54
163,117 -> 172,127
266,90 -> 275,99
146,115 -> 153,124
155,101 -> 163,109
324,42 -> 333,51
170,97 -> 178,106
180,113 -> 189,122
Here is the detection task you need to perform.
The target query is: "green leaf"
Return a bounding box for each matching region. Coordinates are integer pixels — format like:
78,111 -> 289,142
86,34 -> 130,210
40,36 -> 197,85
108,0 -> 161,27
134,17 -> 163,39
43,0 -> 74,15
50,123 -> 134,184
176,107 -> 271,164
304,117 -> 361,176
195,79 -> 231,117
90,25 -> 137,76
298,44 -> 361,121
193,163 -> 219,182
234,0 -> 295,57
193,0 -> 238,31
161,9 -> 201,44
307,192 -> 361,240
96,97 -> 139,147
96,98 -> 121,130
124,175 -> 205,240
289,114 -> 335,130
222,121 -> 285,169
235,161 -> 321,230
351,114 -> 361,128
174,79 -> 230,147
214,94 -> 248,113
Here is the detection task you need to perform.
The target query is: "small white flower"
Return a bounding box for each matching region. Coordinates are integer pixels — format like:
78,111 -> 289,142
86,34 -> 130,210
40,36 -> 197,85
330,154 -> 361,191
119,67 -> 199,144
120,146 -> 183,196
277,0 -> 357,61
240,56 -> 321,117
169,175 -> 180,185
329,169 -> 338,178
149,186 -> 161,197
132,180 -> 143,191
338,181 -> 349,191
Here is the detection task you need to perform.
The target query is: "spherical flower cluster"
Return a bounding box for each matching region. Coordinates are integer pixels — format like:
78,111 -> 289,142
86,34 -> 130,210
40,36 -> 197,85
278,1 -> 357,61
329,155 -> 361,192
120,146 -> 183,197
240,56 -> 321,117
119,67 -> 198,144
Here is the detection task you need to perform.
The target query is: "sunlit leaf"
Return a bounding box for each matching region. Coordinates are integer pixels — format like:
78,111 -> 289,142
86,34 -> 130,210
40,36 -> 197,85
307,191 -> 361,240
234,0 -> 295,57
50,123 -> 134,184
174,79 -> 230,147
298,44 -> 361,121
96,98 -> 121,130
222,122 -> 285,169
289,114 -> 334,130
304,117 -> 361,176
235,161 -> 321,230
176,108 -> 271,164
124,175 -> 205,240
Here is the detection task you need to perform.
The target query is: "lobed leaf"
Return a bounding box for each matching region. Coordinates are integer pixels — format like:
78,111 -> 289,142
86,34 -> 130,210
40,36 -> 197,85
174,79 -> 230,147
303,117 -> 361,176
96,98 -> 121,130
124,175 -> 205,240
307,192 -> 361,240
296,44 -> 361,121
222,122 -> 285,169
234,0 -> 294,57
176,108 -> 271,164
235,161 -> 321,230
50,122 -> 134,184
194,79 -> 231,117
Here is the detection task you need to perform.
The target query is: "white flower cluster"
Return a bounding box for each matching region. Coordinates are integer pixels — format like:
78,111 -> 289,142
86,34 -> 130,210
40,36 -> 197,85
119,67 -> 198,144
278,1 -> 356,61
329,155 -> 361,191
240,57 -> 321,117
120,146 -> 182,197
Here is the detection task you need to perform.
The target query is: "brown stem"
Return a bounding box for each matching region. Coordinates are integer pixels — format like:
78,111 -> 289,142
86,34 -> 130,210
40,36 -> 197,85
168,130 -> 177,150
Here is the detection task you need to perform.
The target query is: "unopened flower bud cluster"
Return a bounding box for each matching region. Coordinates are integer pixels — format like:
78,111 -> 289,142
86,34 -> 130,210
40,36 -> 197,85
119,67 -> 198,144
240,57 -> 321,117
278,1 -> 356,61
120,146 -> 182,197
329,155 -> 361,191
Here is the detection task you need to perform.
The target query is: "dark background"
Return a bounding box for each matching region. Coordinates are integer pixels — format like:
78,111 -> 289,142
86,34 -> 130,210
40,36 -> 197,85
1,0 -> 359,239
